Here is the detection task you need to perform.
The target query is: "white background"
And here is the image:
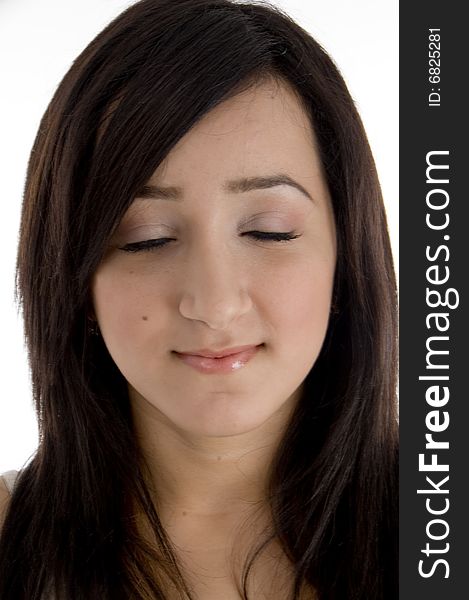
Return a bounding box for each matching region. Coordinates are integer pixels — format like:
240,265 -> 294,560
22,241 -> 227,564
0,0 -> 398,472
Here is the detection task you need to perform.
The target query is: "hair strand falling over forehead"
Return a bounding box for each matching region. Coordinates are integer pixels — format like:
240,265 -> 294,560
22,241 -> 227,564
0,1 -> 397,598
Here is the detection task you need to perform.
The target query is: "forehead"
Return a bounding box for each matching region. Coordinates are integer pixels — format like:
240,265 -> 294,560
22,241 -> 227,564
185,77 -> 311,137
150,78 -> 324,187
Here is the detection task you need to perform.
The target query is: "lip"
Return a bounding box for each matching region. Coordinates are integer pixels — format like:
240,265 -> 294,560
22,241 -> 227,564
174,344 -> 261,374
177,345 -> 259,358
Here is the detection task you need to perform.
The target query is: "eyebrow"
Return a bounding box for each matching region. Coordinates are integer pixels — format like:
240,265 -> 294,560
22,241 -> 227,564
136,174 -> 314,202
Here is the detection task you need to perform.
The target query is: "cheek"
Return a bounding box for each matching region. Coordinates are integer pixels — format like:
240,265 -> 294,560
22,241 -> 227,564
91,266 -> 168,347
259,255 -> 334,355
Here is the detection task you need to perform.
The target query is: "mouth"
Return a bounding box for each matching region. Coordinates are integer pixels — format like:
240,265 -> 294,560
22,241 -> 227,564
173,344 -> 263,374
175,344 -> 261,359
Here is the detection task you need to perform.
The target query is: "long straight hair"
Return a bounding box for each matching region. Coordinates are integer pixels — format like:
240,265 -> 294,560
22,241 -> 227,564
0,1 -> 398,598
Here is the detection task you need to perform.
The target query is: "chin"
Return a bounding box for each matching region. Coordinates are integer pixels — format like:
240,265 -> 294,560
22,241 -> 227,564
175,399 -> 291,438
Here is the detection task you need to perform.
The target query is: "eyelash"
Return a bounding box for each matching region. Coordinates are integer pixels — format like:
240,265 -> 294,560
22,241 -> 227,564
118,231 -> 301,253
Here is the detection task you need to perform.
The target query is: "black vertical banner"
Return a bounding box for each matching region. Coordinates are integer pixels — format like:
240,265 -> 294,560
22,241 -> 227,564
400,2 -> 467,598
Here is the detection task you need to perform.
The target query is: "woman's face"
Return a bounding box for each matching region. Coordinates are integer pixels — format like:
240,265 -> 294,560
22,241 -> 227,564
92,79 -> 336,437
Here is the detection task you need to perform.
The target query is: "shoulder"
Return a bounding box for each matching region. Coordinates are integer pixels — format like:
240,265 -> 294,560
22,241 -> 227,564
0,470 -> 18,530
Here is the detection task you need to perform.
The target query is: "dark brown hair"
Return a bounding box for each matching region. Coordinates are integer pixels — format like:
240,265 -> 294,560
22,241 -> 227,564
0,1 -> 398,598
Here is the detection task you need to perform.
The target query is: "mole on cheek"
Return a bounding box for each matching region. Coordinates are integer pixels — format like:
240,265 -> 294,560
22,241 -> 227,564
142,316 -> 148,321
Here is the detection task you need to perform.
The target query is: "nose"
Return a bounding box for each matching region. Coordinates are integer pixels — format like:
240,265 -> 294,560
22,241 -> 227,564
178,241 -> 253,330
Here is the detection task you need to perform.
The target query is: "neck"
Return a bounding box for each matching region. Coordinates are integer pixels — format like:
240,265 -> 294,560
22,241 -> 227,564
129,391 -> 295,518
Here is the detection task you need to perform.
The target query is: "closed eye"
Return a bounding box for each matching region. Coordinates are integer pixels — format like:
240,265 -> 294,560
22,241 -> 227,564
118,231 -> 301,253
118,238 -> 174,253
245,231 -> 301,242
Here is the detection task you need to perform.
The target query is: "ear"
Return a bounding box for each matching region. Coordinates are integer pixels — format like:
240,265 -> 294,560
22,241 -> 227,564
330,291 -> 340,315
85,292 -> 98,322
